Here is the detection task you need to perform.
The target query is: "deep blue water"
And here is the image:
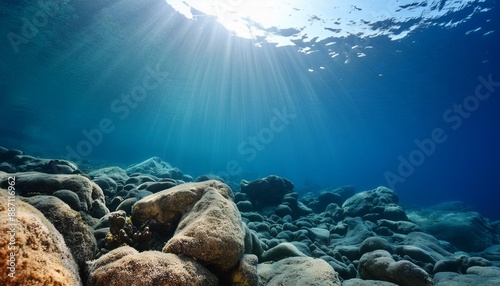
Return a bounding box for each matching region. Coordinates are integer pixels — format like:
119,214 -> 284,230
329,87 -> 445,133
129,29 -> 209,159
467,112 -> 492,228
1,0 -> 499,219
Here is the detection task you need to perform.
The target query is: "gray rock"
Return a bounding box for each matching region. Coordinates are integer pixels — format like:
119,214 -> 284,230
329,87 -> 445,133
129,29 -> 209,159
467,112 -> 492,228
258,256 -> 341,286
89,166 -> 129,182
0,171 -> 109,221
53,189 -> 83,211
342,187 -> 407,221
125,157 -> 173,177
240,175 -> 294,209
360,237 -> 393,255
358,250 -> 433,286
434,266 -> 500,285
261,242 -> 308,262
408,208 -> 499,252
342,278 -> 399,286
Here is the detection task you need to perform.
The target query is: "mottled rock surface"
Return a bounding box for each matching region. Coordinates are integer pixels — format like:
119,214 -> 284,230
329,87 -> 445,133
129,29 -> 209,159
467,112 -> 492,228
258,256 -> 341,286
133,180 -> 245,272
0,190 -> 81,286
88,247 -> 218,286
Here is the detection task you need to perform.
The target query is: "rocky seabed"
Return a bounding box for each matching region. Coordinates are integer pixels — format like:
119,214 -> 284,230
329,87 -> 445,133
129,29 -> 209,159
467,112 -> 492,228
1,146 -> 499,286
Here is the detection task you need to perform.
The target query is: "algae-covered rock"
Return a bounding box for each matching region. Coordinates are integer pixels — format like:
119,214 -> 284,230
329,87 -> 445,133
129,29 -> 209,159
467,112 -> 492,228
20,195 -> 97,279
133,180 -> 244,272
0,190 -> 81,285
88,247 -> 218,286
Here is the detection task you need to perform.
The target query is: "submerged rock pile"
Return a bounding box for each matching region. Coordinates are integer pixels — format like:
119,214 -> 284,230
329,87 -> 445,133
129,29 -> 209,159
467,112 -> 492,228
0,146 -> 499,285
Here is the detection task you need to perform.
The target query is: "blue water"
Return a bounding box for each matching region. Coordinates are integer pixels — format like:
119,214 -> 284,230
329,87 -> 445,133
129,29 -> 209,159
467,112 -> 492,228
1,0 -> 499,219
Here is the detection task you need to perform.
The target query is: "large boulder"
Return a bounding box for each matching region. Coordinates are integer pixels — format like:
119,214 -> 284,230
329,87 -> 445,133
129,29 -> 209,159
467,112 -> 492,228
258,256 -> 341,286
132,180 -> 245,272
20,195 -> 97,278
0,190 -> 81,285
87,246 -> 218,286
240,175 -> 294,209
358,250 -> 433,286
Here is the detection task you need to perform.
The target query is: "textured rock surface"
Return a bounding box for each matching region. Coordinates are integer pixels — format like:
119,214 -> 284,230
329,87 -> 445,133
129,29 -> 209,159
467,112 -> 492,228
358,250 -> 433,286
433,266 -> 500,285
228,254 -> 259,286
2,147 -> 500,285
20,195 -> 97,279
408,205 -> 500,252
258,256 -> 341,286
0,147 -> 79,174
342,186 -> 407,221
0,190 -> 81,285
342,278 -> 399,286
88,247 -> 218,286
133,180 -> 245,272
0,171 -> 109,220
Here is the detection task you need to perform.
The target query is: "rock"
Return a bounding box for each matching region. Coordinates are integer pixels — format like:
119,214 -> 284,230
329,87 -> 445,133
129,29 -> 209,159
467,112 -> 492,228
115,197 -> 138,215
125,175 -> 156,186
281,192 -> 313,218
0,171 -> 109,220
342,187 -> 407,221
275,204 -> 293,217
53,189 -> 82,211
395,245 -> 438,265
433,266 -> 500,285
243,224 -> 265,258
0,146 -> 23,160
137,180 -> 177,193
20,195 -> 97,279
87,247 -> 218,286
92,176 -> 118,196
261,242 -> 308,262
401,232 -> 454,261
308,186 -> 355,212
331,217 -> 376,246
474,244 -> 500,263
228,254 -> 259,286
132,180 -> 244,273
195,174 -> 225,182
125,157 -> 173,177
157,167 -> 184,180
359,237 -> 394,255
0,149 -> 79,174
408,207 -> 499,252
258,256 -> 341,286
343,278 -> 399,286
358,250 -> 433,286
240,175 -> 294,209
0,190 -> 82,285
237,200 -> 254,212
89,166 -> 129,182
307,227 -> 331,244
376,219 -> 420,234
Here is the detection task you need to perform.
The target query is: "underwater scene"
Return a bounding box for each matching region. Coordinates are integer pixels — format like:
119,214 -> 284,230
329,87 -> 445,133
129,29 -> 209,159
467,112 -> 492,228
1,0 -> 500,285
